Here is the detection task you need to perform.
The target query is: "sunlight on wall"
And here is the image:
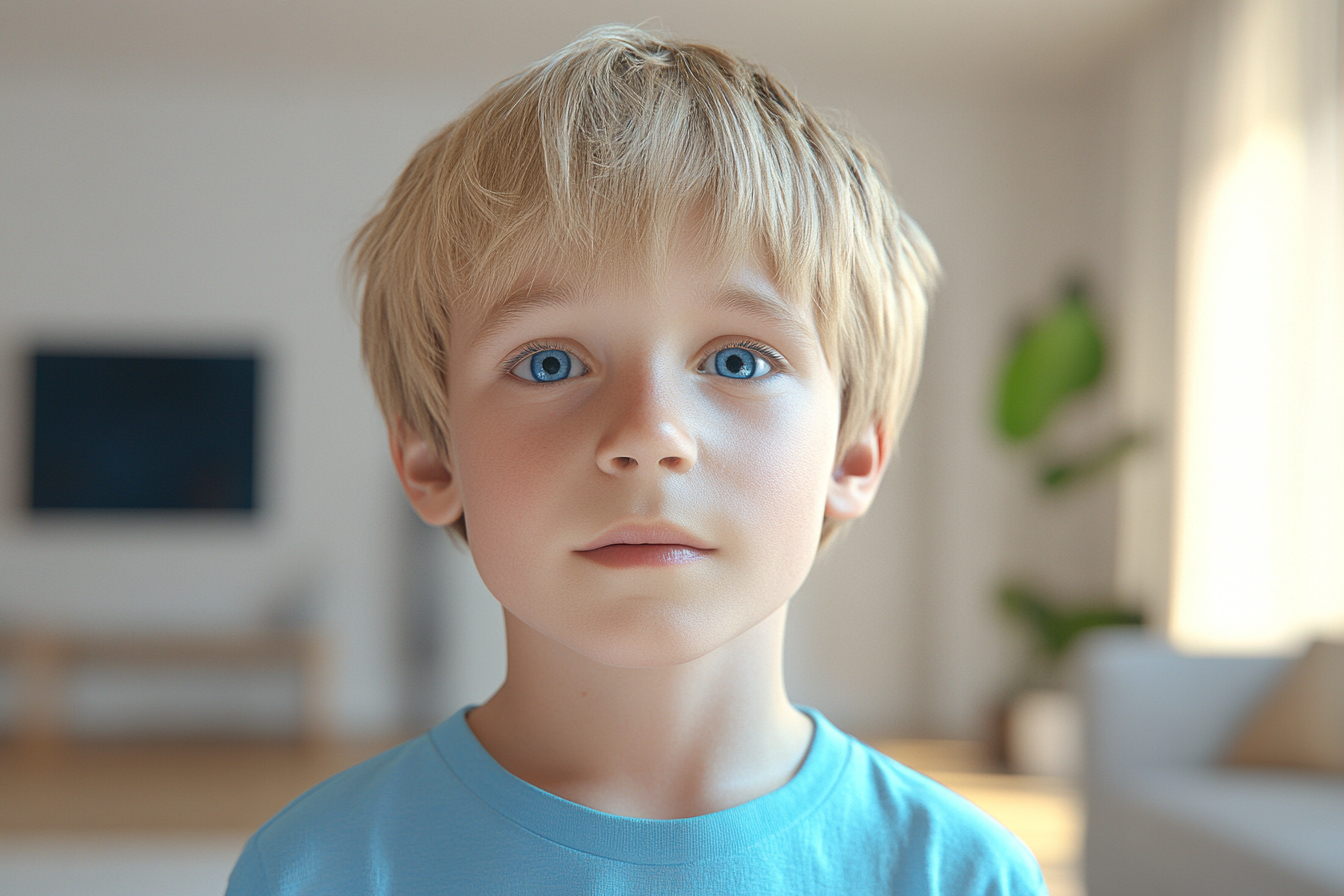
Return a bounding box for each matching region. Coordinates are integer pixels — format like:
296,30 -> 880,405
1170,0 -> 1344,653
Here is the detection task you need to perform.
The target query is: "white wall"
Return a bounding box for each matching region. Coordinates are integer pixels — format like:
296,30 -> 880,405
1112,4 -> 1190,630
0,10 -> 1138,740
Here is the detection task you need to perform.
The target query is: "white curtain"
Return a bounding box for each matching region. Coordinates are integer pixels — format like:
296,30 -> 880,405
1169,0 -> 1344,652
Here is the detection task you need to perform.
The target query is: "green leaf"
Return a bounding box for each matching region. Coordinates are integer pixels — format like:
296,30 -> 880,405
996,285 -> 1104,441
1040,430 -> 1146,491
999,585 -> 1143,665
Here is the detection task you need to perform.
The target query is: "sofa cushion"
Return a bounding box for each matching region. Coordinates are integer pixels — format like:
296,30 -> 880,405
1123,768 -> 1344,894
1226,640 -> 1344,773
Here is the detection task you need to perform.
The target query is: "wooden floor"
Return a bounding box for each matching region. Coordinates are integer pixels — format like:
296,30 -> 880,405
0,738 -> 400,833
0,736 -> 1083,894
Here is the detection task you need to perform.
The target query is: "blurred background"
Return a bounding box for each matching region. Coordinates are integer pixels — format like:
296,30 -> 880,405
1,1 -> 1341,894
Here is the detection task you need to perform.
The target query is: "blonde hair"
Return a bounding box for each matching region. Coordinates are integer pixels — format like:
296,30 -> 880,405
352,24 -> 938,545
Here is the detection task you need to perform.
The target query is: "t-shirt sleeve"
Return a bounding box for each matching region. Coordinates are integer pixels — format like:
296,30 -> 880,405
863,746 -> 1050,896
979,843 -> 1049,896
224,835 -> 272,896
937,809 -> 1049,896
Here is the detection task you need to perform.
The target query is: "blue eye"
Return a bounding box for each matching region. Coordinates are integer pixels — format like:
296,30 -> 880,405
709,346 -> 772,379
511,348 -> 584,382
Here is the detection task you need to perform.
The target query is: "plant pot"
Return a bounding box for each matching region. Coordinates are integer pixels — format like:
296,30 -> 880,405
1006,688 -> 1081,778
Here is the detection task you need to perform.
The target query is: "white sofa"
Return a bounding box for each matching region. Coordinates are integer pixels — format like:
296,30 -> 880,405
1078,630 -> 1344,896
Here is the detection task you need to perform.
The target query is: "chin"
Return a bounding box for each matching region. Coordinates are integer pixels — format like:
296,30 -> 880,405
577,639 -> 717,669
557,604 -> 754,669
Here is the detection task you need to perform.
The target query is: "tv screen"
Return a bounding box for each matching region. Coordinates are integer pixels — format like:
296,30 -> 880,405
29,351 -> 258,511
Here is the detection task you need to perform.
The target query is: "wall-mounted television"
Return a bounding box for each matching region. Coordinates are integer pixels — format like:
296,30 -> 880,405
28,350 -> 259,512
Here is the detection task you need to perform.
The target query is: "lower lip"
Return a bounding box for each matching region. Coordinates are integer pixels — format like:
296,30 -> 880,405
576,544 -> 712,568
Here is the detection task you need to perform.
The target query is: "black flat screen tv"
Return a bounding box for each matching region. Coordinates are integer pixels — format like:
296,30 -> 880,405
29,351 -> 259,512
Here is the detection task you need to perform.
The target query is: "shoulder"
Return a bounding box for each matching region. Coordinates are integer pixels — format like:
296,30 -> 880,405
804,712 -> 1046,895
225,733 -> 456,896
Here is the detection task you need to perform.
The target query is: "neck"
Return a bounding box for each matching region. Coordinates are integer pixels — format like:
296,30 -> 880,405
465,602 -> 812,819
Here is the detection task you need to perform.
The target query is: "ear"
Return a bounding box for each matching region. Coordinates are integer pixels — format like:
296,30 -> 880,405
388,417 -> 463,527
824,421 -> 890,521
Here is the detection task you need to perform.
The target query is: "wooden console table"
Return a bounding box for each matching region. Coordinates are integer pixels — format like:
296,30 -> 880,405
0,629 -> 330,747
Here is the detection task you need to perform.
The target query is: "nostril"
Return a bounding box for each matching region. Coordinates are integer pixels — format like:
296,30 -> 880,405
659,456 -> 684,471
616,457 -> 636,469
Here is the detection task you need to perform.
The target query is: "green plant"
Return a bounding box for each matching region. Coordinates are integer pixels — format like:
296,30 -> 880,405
996,282 -> 1104,442
993,279 -> 1147,689
995,280 -> 1142,490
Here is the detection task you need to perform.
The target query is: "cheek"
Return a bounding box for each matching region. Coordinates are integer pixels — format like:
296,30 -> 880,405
456,423 -> 535,530
712,393 -> 838,579
450,404 -> 593,599
452,414 -> 544,546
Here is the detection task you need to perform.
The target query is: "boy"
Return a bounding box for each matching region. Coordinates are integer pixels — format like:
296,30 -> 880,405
228,26 -> 1045,894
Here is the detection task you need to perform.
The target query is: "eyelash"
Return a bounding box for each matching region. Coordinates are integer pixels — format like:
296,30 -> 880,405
715,340 -> 783,363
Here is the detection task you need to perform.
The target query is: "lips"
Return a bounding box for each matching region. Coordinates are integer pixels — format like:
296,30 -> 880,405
575,523 -> 714,568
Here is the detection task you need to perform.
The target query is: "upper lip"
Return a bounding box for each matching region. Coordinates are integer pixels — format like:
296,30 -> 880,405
576,522 -> 714,552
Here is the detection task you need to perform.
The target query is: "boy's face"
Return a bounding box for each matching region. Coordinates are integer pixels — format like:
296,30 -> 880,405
412,235 -> 881,669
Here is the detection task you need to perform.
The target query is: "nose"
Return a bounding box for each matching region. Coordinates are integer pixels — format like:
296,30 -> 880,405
595,367 -> 698,476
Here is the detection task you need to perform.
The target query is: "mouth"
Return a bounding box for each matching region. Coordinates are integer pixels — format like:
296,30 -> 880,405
575,523 -> 714,569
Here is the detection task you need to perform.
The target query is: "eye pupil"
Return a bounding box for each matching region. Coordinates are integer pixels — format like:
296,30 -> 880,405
725,354 -> 744,374
541,356 -> 561,375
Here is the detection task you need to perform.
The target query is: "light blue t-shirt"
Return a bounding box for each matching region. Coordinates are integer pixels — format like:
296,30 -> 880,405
226,707 -> 1045,894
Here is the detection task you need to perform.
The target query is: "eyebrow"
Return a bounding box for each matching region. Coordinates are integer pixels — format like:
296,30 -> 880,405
473,285 -> 584,344
707,286 -> 817,346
